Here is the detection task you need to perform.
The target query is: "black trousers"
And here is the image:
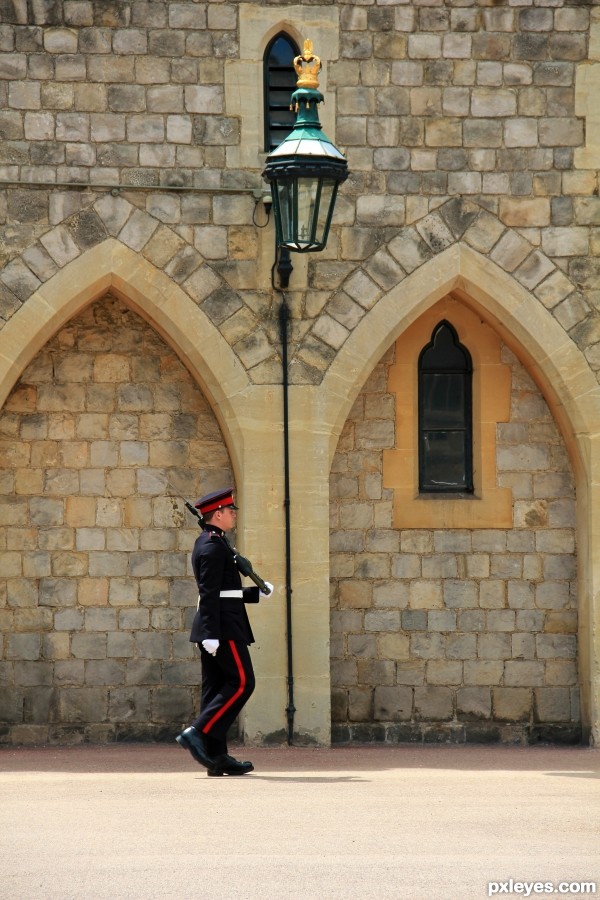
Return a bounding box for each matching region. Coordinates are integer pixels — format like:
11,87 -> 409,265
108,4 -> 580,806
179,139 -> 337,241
192,639 -> 255,754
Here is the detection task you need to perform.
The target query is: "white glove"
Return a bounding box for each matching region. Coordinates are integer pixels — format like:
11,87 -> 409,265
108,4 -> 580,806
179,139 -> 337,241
261,581 -> 274,596
201,638 -> 219,656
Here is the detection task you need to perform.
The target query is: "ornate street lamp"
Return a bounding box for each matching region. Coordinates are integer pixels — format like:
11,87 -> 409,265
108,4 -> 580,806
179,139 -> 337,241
262,39 -> 348,253
262,40 -> 349,745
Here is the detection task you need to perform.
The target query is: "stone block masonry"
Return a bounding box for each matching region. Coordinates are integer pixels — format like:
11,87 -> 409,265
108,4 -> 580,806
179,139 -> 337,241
0,0 -> 598,746
0,0 -> 599,382
330,344 -> 579,746
0,1 -> 239,191
0,295 -> 233,744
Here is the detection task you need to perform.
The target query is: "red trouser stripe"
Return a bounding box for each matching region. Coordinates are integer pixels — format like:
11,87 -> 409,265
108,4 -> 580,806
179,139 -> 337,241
202,640 -> 246,734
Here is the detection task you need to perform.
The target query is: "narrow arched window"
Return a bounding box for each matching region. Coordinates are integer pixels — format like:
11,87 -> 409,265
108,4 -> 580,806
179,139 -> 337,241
264,33 -> 299,152
418,321 -> 473,494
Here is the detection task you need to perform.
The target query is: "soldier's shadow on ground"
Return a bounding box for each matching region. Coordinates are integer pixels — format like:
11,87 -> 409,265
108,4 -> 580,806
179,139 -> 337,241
194,774 -> 369,783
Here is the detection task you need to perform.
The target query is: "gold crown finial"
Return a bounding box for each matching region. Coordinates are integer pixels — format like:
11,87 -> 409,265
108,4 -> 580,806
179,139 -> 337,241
293,39 -> 321,90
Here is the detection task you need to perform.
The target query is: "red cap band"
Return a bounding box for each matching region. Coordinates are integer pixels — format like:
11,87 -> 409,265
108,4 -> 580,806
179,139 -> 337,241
195,488 -> 237,515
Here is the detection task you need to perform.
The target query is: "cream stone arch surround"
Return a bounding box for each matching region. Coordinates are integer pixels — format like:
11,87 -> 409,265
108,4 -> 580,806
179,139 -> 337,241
0,239 -> 251,476
306,243 -> 600,743
226,5 -> 341,295
0,237 -> 291,743
324,244 -> 598,463
575,7 -> 600,169
227,4 -> 340,171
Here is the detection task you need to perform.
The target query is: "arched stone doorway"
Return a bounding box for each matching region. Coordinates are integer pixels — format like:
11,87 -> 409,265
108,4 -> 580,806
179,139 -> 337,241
0,242 -> 288,745
322,245 -> 600,744
330,294 -> 579,743
0,292 -> 234,742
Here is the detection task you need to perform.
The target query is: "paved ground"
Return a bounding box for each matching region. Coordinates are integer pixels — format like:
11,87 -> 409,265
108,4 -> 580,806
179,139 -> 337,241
0,743 -> 598,900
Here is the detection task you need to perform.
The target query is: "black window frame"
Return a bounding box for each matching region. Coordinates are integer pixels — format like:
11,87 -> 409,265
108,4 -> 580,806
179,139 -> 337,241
263,33 -> 300,153
418,320 -> 474,495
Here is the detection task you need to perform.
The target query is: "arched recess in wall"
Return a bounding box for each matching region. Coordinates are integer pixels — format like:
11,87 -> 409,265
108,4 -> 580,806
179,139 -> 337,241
322,242 -> 600,742
0,239 -> 251,484
324,243 -> 600,473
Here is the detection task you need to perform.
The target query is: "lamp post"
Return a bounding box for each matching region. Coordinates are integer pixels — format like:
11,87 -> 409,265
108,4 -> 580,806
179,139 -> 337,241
262,40 -> 348,253
262,40 -> 347,746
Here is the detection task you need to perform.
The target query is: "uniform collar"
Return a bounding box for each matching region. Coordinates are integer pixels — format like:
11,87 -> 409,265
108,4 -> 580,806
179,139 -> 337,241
204,523 -> 224,537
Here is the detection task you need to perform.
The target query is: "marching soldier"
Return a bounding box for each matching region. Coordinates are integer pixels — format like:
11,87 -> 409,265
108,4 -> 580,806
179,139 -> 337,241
176,488 -> 272,776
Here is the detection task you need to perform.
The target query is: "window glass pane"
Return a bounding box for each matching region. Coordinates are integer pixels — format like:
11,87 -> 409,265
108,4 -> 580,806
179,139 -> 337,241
418,321 -> 473,494
421,324 -> 470,371
270,36 -> 295,67
265,35 -> 299,151
421,373 -> 466,428
421,431 -> 468,491
270,88 -> 295,109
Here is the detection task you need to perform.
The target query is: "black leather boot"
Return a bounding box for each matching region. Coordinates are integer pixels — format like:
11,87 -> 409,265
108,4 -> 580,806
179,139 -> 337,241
175,726 -> 216,769
207,754 -> 254,776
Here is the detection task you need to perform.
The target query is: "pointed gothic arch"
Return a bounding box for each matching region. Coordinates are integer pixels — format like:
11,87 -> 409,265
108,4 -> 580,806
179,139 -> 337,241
0,239 -> 251,480
323,243 -> 600,467
322,243 -> 600,744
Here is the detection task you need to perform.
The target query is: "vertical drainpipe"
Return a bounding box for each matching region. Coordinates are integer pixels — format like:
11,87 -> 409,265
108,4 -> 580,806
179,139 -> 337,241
274,252 -> 295,745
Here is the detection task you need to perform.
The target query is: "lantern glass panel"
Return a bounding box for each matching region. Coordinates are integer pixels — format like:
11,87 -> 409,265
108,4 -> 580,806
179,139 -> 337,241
316,179 -> 336,243
276,180 -> 294,245
297,177 -> 319,246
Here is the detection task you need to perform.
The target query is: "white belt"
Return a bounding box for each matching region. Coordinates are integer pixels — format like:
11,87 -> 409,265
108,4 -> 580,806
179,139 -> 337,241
197,590 -> 243,609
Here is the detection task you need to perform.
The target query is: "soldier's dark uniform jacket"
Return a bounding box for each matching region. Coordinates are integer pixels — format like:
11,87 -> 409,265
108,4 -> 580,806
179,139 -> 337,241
189,523 -> 260,645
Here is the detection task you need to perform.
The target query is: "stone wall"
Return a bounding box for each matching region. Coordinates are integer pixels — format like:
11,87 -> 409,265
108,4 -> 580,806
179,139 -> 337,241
0,1 -> 598,745
330,341 -> 579,745
0,0 -> 239,187
1,2 -> 599,381
0,294 -> 233,744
